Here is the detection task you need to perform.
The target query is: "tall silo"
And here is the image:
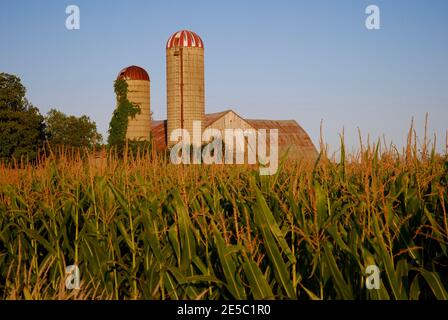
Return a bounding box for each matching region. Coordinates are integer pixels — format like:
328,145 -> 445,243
117,66 -> 151,141
166,30 -> 205,147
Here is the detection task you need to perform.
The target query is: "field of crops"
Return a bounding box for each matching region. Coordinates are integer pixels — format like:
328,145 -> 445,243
0,133 -> 447,300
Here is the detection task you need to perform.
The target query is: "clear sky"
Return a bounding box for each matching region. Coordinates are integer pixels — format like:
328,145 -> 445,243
1,0 -> 447,154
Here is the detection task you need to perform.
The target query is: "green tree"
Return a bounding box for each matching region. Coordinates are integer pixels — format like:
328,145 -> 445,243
107,79 -> 141,150
45,109 -> 102,149
0,73 -> 45,161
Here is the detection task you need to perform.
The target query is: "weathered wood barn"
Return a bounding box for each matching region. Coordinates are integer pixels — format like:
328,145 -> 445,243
151,109 -> 317,160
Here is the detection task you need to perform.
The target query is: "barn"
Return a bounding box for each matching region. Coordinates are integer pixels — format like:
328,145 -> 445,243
151,109 -> 317,160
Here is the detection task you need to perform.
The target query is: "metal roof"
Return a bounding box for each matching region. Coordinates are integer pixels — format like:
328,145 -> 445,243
203,110 -> 233,127
117,66 -> 150,81
245,119 -> 318,159
166,30 -> 204,49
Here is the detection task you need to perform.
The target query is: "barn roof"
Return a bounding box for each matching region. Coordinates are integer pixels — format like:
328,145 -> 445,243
245,119 -> 318,159
204,110 -> 234,127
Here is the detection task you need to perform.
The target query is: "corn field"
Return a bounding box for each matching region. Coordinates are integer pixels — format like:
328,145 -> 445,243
0,130 -> 447,300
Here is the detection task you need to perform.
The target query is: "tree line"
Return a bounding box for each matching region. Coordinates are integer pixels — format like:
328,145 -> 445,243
0,72 -> 147,162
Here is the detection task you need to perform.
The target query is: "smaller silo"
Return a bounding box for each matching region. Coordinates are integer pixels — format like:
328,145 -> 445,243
117,66 -> 151,141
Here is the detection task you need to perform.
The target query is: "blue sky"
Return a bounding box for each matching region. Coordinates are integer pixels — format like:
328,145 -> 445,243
1,0 -> 447,153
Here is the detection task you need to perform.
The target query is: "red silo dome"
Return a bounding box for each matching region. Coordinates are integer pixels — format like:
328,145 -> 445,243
117,66 -> 150,81
166,30 -> 204,49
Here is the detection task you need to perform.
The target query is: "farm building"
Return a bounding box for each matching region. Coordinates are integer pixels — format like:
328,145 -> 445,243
116,29 -> 317,160
151,110 -> 318,160
117,66 -> 151,141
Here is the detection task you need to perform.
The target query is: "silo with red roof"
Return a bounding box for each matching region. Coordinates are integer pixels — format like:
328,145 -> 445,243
117,65 -> 151,141
166,30 -> 205,147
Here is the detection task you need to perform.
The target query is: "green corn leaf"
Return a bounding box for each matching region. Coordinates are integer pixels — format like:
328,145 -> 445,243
242,255 -> 275,300
299,283 -> 321,300
20,228 -> 57,256
141,212 -> 164,263
409,275 -> 421,300
419,270 -> 448,300
255,217 -> 296,299
163,270 -> 180,300
252,180 -> 296,264
212,223 -> 246,300
116,220 -> 134,254
371,214 -> 407,300
173,191 -> 196,270
322,243 -> 353,300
